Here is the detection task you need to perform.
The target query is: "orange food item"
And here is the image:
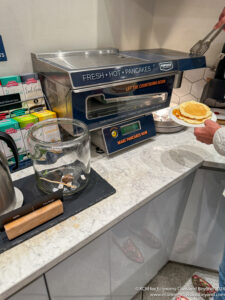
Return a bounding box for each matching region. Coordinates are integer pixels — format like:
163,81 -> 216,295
180,101 -> 211,119
172,106 -> 212,124
173,108 -> 182,118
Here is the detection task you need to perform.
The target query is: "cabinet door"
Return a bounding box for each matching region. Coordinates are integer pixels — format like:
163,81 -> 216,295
171,169 -> 225,270
45,233 -> 111,300
46,173 -> 194,299
8,276 -> 49,300
110,173 -> 194,298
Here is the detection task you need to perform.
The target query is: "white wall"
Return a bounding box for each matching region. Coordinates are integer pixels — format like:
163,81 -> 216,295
97,0 -> 225,67
0,0 -> 98,76
149,0 -> 225,67
97,0 -> 154,50
0,0 -> 224,76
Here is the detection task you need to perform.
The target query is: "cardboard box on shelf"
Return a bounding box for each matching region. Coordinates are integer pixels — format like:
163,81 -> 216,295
0,112 -> 10,120
31,110 -> 56,121
0,76 -> 25,101
13,114 -> 39,151
20,73 -> 43,100
32,110 -> 60,142
10,107 -> 29,118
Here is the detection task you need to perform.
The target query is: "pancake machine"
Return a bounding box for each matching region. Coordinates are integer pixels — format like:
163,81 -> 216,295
32,48 -> 205,154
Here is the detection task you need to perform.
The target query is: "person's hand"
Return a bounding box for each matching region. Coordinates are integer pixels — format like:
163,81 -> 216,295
194,120 -> 221,144
214,7 -> 225,30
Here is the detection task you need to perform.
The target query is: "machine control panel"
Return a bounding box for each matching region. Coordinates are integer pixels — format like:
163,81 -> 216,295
103,115 -> 156,154
110,122 -> 141,139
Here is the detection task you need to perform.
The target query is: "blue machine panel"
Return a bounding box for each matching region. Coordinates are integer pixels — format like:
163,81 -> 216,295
70,49 -> 206,88
0,35 -> 7,62
70,62 -> 177,88
122,49 -> 206,71
72,75 -> 175,130
103,114 -> 156,154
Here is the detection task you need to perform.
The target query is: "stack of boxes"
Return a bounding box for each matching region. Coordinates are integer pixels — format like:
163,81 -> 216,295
0,109 -> 57,167
20,73 -> 46,113
0,73 -> 46,115
0,73 -> 57,168
1,75 -> 25,101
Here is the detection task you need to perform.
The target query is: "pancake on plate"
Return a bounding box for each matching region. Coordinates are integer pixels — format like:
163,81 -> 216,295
172,101 -> 212,125
180,101 -> 212,119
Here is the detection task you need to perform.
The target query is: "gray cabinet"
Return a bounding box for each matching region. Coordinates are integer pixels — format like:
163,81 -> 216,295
45,173 -> 194,299
8,276 -> 49,300
46,232 -> 111,300
171,168 -> 225,270
8,168 -> 225,299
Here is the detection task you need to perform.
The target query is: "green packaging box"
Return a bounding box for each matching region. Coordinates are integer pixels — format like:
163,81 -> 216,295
0,75 -> 21,86
13,114 -> 38,151
0,75 -> 25,101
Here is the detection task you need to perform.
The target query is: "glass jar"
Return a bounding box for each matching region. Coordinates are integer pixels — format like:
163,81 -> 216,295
27,118 -> 90,196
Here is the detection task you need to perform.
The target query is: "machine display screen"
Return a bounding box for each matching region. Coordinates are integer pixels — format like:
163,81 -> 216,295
120,121 -> 141,136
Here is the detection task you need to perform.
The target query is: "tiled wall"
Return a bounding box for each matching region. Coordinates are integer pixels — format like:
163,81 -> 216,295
170,67 -> 215,107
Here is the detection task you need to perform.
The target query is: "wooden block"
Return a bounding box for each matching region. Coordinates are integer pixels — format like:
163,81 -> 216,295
217,119 -> 225,125
4,200 -> 63,240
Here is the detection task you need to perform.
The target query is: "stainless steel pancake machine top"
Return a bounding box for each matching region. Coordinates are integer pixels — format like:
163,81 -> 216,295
32,48 -> 205,154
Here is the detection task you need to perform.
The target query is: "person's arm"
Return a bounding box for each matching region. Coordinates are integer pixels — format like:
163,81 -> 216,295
214,7 -> 225,30
194,120 -> 225,155
213,127 -> 225,155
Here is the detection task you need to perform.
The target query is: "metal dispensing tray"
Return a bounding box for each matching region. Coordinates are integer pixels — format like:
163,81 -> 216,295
121,48 -> 206,71
31,48 -> 206,89
43,48 -> 145,70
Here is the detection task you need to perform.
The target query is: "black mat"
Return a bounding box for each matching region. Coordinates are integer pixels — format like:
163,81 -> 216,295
0,169 -> 116,254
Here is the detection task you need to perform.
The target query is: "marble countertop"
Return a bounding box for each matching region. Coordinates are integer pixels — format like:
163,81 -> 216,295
1,128 -> 225,299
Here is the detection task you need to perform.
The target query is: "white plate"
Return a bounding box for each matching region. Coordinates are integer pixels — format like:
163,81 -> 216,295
169,106 -> 217,128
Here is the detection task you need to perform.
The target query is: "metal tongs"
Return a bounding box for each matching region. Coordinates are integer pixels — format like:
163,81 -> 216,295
190,24 -> 225,56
